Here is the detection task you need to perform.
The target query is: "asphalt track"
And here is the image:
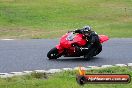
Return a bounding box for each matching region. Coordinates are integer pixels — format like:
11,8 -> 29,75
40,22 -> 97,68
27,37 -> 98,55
0,38 -> 132,73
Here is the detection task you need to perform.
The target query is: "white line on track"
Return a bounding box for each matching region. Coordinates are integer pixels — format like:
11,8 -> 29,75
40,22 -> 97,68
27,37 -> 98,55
0,39 -> 14,40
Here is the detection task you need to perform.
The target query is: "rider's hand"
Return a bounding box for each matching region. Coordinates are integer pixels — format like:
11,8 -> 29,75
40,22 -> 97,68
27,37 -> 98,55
74,29 -> 82,33
73,29 -> 78,32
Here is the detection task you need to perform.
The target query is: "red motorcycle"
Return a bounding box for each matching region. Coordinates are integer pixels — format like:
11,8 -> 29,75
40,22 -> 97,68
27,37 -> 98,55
47,31 -> 109,60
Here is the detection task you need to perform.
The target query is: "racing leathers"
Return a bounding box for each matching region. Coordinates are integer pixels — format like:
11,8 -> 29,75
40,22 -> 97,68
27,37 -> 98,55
74,29 -> 102,58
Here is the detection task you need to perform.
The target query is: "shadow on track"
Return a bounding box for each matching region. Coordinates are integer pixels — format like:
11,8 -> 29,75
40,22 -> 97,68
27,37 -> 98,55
50,57 -> 101,62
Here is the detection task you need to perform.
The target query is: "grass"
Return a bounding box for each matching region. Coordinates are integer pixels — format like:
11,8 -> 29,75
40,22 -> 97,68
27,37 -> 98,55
0,0 -> 132,38
0,66 -> 132,88
0,0 -> 132,39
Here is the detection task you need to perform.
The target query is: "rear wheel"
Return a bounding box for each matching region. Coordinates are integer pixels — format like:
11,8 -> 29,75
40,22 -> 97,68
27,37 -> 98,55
93,44 -> 102,56
47,47 -> 60,60
84,48 -> 95,60
84,52 -> 93,60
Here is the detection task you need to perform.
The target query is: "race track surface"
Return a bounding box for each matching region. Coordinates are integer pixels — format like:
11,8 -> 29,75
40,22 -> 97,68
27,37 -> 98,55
0,38 -> 132,73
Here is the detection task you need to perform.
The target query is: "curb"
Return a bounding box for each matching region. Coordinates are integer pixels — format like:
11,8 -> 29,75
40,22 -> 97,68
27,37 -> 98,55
0,63 -> 132,78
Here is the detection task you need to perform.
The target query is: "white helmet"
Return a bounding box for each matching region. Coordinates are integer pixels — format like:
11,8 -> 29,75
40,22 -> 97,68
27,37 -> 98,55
83,26 -> 92,32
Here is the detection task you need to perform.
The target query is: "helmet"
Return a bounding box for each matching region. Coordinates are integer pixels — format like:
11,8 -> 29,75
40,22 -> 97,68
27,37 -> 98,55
83,26 -> 92,32
82,26 -> 92,36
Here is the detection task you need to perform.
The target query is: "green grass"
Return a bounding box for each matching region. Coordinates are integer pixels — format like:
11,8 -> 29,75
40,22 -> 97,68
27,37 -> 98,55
0,0 -> 132,38
0,66 -> 132,88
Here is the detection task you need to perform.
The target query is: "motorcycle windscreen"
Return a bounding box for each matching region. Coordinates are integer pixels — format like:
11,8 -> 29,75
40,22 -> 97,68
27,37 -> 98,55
99,35 -> 109,43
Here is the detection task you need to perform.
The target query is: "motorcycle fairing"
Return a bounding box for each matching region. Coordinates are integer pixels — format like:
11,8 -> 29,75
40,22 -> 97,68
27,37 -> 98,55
56,33 -> 109,55
56,33 -> 87,54
99,35 -> 109,43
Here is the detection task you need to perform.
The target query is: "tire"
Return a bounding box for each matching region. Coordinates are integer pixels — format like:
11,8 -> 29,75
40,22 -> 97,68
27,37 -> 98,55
84,48 -> 95,60
93,44 -> 102,56
47,47 -> 59,60
84,52 -> 93,60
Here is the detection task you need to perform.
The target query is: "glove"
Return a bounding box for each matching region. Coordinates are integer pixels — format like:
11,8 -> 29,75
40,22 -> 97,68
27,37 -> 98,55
74,29 -> 82,33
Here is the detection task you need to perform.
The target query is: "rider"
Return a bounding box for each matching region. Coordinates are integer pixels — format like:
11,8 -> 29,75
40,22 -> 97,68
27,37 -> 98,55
73,26 -> 102,58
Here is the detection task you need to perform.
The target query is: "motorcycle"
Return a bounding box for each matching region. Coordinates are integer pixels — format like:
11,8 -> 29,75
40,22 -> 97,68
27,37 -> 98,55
47,31 -> 109,60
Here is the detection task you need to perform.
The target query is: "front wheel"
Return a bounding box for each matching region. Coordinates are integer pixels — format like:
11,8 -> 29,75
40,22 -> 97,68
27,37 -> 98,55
47,47 -> 60,60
